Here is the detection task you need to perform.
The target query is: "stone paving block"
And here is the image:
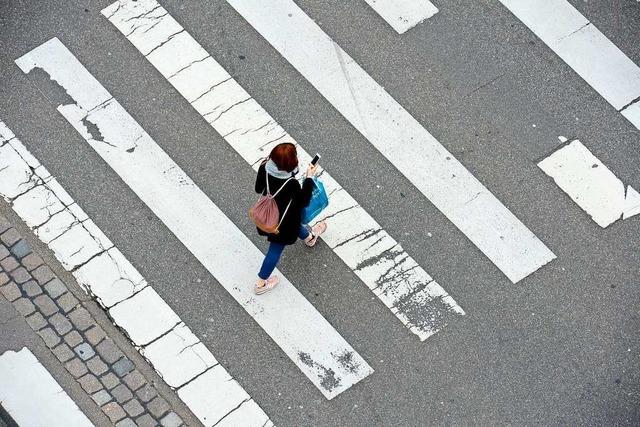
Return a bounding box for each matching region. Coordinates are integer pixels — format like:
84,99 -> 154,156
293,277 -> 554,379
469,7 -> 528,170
115,418 -> 137,427
0,246 -> 9,261
85,325 -> 106,345
0,281 -> 21,301
0,217 -> 10,234
161,412 -> 183,427
0,272 -> 8,285
123,399 -> 144,417
74,342 -> 95,361
135,414 -> 156,427
112,383 -> 133,404
97,339 -> 124,364
10,239 -> 31,259
31,265 -> 55,284
147,396 -> 170,418
0,222 -> 10,236
44,278 -> 66,299
65,357 -> 88,378
38,327 -> 61,348
21,252 -> 43,271
92,389 -> 113,406
52,343 -> 75,363
113,357 -> 135,378
49,312 -> 73,335
135,384 -> 157,403
22,279 -> 42,297
64,330 -> 83,347
33,294 -> 58,316
103,402 -> 127,423
26,311 -> 47,331
0,256 -> 19,272
87,356 -> 108,376
13,297 -> 35,316
1,228 -> 20,246
101,372 -> 120,390
69,306 -> 92,331
78,373 -> 102,394
9,266 -> 30,284
57,292 -> 79,313
123,370 -> 146,391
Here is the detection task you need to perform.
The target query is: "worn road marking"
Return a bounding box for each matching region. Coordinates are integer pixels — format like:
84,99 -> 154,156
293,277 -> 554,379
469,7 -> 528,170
497,0 -> 640,131
103,0 -> 464,342
363,0 -> 438,34
0,119 -> 272,426
15,38 -> 373,400
0,347 -> 94,427
223,0 -> 555,283
538,139 -> 640,228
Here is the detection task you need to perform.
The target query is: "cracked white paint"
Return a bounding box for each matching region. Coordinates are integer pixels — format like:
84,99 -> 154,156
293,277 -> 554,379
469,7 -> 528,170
34,209 -> 78,244
0,119 -> 271,425
538,139 -> 640,228
178,366 -> 271,427
75,248 -> 148,308
142,323 -> 218,388
363,0 -> 438,34
497,0 -> 640,131
109,287 -> 181,346
222,0 -> 556,284
16,37 -> 372,400
0,348 -> 94,427
48,222 -> 105,270
103,0 -> 464,341
12,185 -> 67,228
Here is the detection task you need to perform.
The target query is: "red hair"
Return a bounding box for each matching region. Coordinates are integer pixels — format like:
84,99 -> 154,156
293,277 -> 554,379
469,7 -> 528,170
269,143 -> 298,172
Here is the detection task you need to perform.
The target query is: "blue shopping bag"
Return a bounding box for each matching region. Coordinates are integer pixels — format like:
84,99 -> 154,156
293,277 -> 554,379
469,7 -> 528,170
301,177 -> 329,224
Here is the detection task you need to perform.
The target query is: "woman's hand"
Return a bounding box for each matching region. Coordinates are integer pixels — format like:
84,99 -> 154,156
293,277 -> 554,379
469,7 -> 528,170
306,163 -> 319,178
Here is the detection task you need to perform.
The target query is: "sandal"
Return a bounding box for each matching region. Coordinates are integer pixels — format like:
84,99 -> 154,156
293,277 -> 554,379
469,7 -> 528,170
304,221 -> 327,247
255,275 -> 279,295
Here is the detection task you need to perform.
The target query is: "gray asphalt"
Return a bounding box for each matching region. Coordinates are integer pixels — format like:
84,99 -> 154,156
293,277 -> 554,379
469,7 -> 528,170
1,0 -> 639,425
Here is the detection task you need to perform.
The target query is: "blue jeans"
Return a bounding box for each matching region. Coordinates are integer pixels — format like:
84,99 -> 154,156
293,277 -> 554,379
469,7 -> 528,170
258,225 -> 310,280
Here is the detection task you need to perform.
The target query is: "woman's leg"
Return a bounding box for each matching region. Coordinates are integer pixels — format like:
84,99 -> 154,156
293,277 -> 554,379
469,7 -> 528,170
298,224 -> 310,241
258,242 -> 286,280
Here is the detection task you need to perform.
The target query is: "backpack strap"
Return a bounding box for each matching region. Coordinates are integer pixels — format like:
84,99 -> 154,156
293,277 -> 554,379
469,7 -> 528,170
266,165 -> 294,198
277,199 -> 293,229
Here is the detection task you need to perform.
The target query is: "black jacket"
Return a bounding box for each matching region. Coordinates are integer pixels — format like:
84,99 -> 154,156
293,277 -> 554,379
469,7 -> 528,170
254,163 -> 314,245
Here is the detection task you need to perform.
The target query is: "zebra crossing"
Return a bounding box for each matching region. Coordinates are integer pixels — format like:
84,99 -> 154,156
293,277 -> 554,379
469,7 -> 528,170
103,0 -> 464,342
1,0 -> 639,424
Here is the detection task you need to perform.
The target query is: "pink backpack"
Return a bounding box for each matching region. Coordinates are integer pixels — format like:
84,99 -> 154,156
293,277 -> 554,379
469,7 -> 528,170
249,167 -> 293,235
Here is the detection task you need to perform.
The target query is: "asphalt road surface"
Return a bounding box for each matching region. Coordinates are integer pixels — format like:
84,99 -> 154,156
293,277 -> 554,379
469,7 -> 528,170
1,0 -> 639,425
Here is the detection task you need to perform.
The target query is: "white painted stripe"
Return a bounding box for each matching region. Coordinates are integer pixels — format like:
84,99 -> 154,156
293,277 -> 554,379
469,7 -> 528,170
538,139 -> 640,228
15,37 -> 373,400
363,0 -> 438,34
0,121 -> 271,426
103,0 -> 464,342
223,0 -> 555,283
0,347 -> 94,427
497,0 -> 640,130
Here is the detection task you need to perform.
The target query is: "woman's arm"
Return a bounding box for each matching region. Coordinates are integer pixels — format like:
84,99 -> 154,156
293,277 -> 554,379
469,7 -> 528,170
299,177 -> 314,207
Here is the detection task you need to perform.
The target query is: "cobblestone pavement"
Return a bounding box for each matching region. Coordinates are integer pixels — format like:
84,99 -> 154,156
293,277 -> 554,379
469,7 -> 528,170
0,213 -> 195,427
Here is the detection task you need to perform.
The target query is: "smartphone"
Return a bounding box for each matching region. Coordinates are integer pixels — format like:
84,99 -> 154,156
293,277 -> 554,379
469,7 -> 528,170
311,154 -> 321,166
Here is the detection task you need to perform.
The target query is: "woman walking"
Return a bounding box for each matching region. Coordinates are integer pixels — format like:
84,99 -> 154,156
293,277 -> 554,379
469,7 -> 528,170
254,143 -> 327,295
